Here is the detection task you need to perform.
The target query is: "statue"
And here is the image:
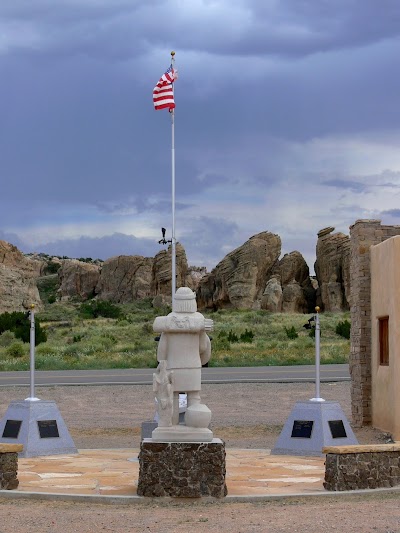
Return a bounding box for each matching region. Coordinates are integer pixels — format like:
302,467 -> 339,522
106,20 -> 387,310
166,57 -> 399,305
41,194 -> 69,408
153,360 -> 174,427
152,287 -> 213,442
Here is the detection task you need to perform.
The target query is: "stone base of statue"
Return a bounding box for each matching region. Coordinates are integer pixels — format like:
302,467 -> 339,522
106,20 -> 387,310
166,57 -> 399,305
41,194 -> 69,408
152,424 -> 213,442
137,438 -> 227,498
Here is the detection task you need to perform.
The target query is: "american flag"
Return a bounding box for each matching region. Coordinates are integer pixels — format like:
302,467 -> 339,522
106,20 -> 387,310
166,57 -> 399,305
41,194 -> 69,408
153,65 -> 177,110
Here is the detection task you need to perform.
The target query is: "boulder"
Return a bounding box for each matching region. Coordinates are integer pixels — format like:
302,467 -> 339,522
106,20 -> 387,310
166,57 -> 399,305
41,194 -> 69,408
314,227 -> 350,311
0,240 -> 43,313
261,276 -> 283,312
57,260 -> 101,301
197,231 -> 281,309
151,243 -> 190,299
275,251 -> 310,287
281,280 -> 308,313
96,256 -> 153,303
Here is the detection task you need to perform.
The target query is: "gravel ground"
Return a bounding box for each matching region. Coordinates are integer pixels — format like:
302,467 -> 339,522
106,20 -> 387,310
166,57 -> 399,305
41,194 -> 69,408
0,381 -> 398,532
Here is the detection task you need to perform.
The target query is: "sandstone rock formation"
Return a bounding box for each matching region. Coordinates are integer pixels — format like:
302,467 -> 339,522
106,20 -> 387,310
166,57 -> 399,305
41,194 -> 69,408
95,256 -> 153,303
57,259 -> 101,301
260,251 -> 315,313
261,276 -> 283,312
0,240 -> 43,313
314,227 -> 350,312
282,280 -> 307,313
197,231 -> 282,309
151,243 -> 192,300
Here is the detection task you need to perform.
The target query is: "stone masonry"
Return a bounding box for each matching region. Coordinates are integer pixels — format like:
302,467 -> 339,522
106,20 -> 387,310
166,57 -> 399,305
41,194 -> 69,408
349,220 -> 400,427
137,439 -> 227,498
0,443 -> 23,489
323,444 -> 400,491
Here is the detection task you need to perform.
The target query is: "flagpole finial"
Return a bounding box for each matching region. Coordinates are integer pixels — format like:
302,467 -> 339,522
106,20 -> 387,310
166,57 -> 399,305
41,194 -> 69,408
171,51 -> 175,57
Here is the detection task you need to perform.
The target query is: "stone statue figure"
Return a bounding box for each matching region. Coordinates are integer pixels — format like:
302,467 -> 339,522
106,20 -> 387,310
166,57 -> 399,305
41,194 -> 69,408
153,360 -> 174,427
152,287 -> 214,442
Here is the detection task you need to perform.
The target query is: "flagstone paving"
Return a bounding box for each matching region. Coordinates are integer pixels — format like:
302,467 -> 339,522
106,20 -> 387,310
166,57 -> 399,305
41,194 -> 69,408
15,448 -> 326,497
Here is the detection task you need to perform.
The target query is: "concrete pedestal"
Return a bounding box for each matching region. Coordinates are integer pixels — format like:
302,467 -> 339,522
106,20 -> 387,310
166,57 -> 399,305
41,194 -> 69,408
137,438 -> 227,497
0,400 -> 78,458
272,400 -> 358,457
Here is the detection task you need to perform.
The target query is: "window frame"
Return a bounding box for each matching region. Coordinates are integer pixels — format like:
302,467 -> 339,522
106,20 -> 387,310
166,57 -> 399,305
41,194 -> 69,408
378,316 -> 389,366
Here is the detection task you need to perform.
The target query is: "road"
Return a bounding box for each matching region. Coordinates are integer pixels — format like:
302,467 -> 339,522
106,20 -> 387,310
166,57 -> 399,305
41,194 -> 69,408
0,364 -> 349,387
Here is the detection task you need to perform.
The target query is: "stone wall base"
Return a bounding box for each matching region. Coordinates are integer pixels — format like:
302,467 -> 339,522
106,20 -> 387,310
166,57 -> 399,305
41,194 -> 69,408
0,444 -> 23,490
137,438 -> 227,498
324,445 -> 400,491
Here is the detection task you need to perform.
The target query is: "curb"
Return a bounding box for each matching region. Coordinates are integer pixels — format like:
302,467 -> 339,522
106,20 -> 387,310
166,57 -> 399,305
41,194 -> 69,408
1,486 -> 400,505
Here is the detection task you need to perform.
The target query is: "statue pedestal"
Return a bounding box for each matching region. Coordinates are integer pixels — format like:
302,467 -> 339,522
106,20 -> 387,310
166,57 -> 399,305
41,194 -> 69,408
137,438 -> 227,498
152,424 -> 213,442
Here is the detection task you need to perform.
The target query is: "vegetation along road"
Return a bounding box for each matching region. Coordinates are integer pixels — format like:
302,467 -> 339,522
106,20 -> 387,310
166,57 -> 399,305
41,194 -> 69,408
0,364 -> 349,387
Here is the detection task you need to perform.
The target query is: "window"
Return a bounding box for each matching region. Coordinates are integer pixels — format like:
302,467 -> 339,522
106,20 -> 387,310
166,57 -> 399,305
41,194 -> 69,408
379,316 -> 389,366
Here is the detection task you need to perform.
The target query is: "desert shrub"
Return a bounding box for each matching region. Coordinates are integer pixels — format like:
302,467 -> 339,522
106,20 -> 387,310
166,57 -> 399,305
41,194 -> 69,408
0,311 -> 47,345
212,334 -> 231,351
0,330 -> 16,347
46,261 -> 61,274
240,329 -> 254,343
336,319 -> 351,339
6,341 -> 26,357
79,300 -> 122,319
284,326 -> 298,339
227,330 -> 239,343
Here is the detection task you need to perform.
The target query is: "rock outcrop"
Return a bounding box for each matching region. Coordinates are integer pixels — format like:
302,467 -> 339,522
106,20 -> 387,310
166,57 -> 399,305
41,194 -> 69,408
151,243 -> 192,300
0,240 -> 43,313
260,251 -> 315,313
197,232 -> 282,309
261,276 -> 283,312
57,260 -> 101,301
95,256 -> 153,303
314,227 -> 350,312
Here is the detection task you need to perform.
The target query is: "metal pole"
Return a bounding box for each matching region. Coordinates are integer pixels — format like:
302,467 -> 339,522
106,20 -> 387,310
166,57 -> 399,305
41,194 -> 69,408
170,50 -> 176,309
310,306 -> 325,402
25,304 -> 39,401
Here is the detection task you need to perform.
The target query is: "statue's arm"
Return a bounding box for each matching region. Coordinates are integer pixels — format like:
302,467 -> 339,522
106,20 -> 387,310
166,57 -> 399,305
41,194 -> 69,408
157,333 -> 168,361
199,332 -> 211,365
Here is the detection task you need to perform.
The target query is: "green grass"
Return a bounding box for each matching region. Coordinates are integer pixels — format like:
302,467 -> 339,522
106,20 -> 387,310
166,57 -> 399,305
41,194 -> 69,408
0,302 -> 351,371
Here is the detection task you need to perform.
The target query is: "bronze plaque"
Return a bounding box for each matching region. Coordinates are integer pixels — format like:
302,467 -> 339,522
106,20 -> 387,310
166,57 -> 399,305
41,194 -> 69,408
37,420 -> 60,439
291,420 -> 314,439
2,420 -> 22,439
328,420 -> 347,439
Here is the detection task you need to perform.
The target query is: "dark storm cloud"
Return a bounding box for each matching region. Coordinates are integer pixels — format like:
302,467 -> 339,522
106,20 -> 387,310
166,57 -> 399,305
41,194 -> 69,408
0,1 -> 400,266
178,216 -> 240,269
25,232 -> 160,261
380,209 -> 400,218
322,179 -> 368,193
95,198 -> 193,215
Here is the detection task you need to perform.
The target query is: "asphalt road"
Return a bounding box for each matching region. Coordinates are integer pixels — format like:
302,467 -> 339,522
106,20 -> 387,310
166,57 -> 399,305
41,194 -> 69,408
0,364 -> 349,387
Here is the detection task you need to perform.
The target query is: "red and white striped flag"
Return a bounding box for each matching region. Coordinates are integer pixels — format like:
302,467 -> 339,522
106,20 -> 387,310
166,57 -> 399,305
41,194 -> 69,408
153,65 -> 178,110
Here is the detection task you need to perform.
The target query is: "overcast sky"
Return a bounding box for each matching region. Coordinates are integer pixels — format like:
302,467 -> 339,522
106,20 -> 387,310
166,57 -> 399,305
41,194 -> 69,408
1,1 -> 400,273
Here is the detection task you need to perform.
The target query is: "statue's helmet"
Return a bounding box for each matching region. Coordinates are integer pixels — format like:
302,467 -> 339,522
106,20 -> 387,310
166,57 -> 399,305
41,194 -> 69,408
174,287 -> 197,313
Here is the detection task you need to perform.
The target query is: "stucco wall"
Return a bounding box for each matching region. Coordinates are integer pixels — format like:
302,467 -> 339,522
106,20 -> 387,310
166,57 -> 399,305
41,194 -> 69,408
371,236 -> 400,439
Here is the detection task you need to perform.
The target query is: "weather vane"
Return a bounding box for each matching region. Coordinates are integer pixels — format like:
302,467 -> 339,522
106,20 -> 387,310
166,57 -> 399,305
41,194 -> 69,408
158,227 -> 172,246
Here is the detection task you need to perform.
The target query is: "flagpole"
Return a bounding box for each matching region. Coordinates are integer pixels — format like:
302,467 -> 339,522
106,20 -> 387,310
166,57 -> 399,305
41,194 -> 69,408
171,50 -> 176,309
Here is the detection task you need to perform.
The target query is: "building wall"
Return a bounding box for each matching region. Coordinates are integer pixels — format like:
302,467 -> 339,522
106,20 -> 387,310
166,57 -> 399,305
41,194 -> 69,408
370,236 -> 400,439
349,220 -> 400,427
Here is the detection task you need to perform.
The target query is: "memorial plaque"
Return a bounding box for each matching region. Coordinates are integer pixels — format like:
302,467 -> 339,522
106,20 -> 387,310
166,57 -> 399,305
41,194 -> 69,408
328,419 -> 347,439
2,419 -> 22,439
291,420 -> 314,439
37,420 -> 59,439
